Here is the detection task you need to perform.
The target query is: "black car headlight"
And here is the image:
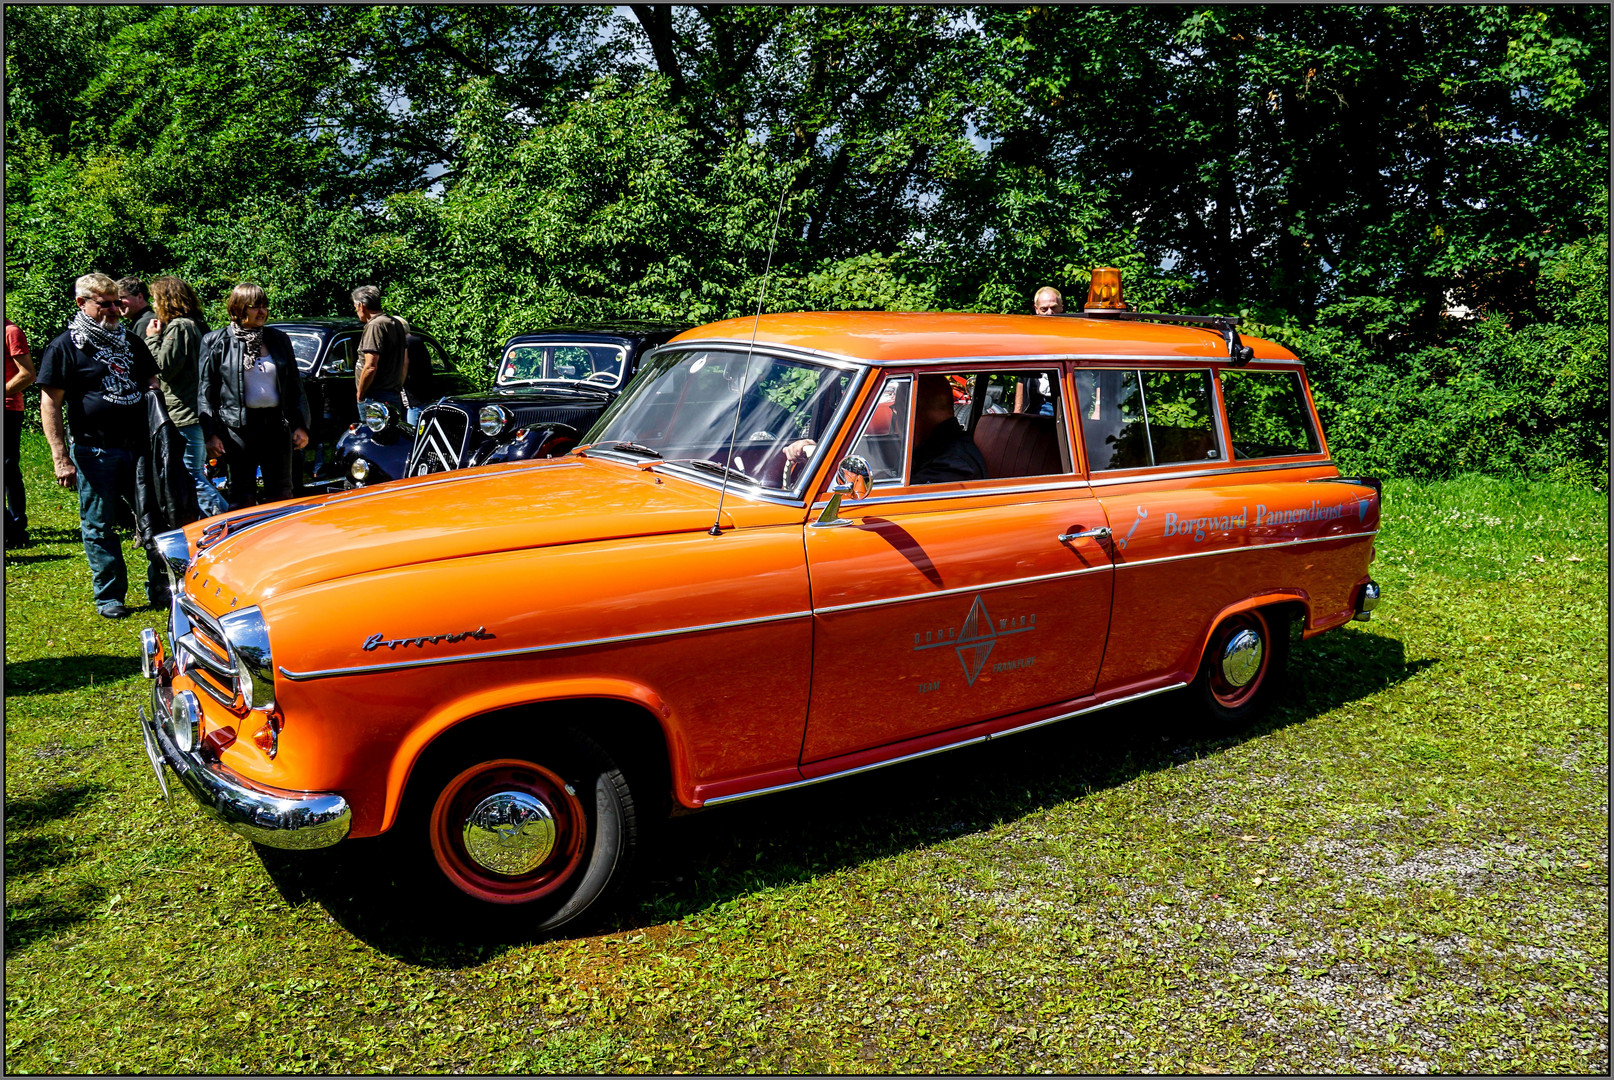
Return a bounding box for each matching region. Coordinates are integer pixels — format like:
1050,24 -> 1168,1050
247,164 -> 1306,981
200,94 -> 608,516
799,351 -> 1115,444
362,401 -> 394,433
218,606 -> 275,712
479,405 -> 514,438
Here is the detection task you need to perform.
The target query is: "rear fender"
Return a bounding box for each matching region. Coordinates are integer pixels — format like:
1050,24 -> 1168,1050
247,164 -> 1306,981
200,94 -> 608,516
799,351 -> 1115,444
1191,590 -> 1310,677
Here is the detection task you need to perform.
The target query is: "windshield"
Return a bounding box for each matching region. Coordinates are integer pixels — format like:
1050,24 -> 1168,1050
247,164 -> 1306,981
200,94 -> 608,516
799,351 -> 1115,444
586,348 -> 858,493
285,332 -> 322,375
499,341 -> 629,388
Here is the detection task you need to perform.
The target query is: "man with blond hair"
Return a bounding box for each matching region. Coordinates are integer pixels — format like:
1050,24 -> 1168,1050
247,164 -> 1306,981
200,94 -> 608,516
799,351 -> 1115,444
36,272 -> 165,617
1033,286 -> 1064,315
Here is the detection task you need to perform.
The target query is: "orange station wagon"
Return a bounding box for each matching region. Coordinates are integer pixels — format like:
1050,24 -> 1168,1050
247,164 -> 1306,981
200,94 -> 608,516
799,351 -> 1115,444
137,277 -> 1382,932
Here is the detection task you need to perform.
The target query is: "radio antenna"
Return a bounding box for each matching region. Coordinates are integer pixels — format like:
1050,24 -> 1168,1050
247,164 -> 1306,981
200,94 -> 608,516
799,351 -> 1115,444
709,176 -> 791,537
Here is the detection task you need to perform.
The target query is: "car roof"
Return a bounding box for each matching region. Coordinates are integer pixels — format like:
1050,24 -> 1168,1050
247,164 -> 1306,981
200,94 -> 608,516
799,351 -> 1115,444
502,321 -> 691,345
670,311 -> 1299,364
271,318 -> 361,332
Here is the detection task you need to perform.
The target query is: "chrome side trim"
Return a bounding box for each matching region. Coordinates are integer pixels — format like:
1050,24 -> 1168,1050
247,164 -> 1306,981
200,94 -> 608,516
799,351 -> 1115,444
1115,529 -> 1379,570
657,339 -> 867,371
278,608 -> 817,682
814,563 -> 1113,617
1088,459 -> 1334,486
701,682 -> 1188,807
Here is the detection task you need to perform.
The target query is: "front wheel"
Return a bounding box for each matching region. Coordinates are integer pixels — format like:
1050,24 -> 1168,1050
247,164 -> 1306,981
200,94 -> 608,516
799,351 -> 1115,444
1193,608 -> 1288,727
408,728 -> 638,934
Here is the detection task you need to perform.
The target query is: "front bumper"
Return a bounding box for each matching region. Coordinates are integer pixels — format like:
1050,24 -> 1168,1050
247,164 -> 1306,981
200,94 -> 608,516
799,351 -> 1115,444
136,676 -> 351,850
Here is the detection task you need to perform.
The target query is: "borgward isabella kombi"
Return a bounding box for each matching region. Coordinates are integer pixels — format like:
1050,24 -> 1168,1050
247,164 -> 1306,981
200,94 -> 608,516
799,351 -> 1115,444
136,271 -> 1382,934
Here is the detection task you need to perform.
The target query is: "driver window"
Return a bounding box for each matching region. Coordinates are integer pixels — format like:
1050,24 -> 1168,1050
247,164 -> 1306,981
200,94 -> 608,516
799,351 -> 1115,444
326,335 -> 357,375
501,345 -> 546,382
848,376 -> 912,484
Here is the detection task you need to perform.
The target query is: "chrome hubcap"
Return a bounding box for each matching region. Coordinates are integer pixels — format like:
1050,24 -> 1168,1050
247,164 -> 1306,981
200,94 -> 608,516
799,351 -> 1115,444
1220,629 -> 1264,687
462,791 -> 557,875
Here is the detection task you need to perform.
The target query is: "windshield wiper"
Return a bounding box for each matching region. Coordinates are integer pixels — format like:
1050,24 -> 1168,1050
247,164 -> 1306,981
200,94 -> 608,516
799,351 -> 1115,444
667,458 -> 753,484
605,441 -> 663,459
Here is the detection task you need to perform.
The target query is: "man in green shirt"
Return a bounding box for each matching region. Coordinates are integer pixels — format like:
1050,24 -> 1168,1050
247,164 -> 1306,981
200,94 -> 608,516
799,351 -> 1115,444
351,284 -> 409,411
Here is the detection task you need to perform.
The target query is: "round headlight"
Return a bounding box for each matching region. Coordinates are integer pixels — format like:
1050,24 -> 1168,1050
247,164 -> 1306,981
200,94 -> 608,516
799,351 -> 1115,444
350,457 -> 371,481
479,405 -> 512,438
164,690 -> 202,755
362,401 -> 392,433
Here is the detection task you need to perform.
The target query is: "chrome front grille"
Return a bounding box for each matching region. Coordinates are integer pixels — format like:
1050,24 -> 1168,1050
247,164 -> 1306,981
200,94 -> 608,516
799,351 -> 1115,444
406,405 -> 471,476
173,595 -> 240,708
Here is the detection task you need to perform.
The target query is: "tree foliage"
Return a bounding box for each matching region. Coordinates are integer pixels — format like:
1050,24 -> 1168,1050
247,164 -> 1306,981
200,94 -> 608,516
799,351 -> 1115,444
4,4 -> 1606,482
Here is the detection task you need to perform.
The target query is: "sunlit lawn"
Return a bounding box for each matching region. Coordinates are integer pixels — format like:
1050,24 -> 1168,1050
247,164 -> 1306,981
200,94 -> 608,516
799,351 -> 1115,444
5,428 -> 1607,1073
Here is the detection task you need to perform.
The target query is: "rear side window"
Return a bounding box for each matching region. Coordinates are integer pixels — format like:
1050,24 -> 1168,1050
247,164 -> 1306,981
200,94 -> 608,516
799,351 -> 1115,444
1076,368 -> 1222,470
1220,370 -> 1321,459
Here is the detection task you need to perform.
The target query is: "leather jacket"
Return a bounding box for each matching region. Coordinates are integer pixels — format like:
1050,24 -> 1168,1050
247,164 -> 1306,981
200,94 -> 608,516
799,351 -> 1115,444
134,389 -> 202,544
199,325 -> 309,437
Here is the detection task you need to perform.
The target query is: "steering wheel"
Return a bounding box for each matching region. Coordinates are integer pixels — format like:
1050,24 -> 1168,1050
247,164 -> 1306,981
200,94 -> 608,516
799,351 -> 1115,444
583,371 -> 617,385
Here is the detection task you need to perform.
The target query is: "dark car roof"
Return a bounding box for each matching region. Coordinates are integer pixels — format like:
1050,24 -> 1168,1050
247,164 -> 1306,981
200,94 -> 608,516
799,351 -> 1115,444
501,321 -> 691,347
271,318 -> 362,334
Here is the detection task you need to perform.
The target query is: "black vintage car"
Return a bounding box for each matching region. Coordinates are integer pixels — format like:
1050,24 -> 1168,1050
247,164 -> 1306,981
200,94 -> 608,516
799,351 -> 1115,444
259,318 -> 473,493
339,321 -> 688,486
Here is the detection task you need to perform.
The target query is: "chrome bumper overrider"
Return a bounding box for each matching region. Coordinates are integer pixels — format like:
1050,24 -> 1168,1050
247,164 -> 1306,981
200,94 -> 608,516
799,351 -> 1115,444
1354,580 -> 1382,622
136,675 -> 351,850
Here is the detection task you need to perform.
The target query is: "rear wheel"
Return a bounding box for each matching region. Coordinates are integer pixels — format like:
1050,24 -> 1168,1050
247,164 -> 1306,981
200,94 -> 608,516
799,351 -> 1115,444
408,728 -> 638,934
1194,608 -> 1288,727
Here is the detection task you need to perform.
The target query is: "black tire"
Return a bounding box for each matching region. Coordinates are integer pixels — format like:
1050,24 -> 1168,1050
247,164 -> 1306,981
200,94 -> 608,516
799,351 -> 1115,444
1193,607 -> 1289,727
402,726 -> 639,936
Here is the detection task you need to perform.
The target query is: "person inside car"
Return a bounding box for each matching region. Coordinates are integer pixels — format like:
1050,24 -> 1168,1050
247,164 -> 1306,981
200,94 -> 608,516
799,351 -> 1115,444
910,373 -> 986,484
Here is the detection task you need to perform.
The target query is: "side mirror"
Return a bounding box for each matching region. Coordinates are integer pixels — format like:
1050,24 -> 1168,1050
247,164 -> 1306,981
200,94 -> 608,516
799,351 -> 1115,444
835,455 -> 872,501
814,455 -> 871,528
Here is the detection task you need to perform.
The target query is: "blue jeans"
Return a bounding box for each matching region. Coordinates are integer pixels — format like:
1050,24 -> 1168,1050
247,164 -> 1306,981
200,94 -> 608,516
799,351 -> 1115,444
177,422 -> 229,517
71,443 -> 166,610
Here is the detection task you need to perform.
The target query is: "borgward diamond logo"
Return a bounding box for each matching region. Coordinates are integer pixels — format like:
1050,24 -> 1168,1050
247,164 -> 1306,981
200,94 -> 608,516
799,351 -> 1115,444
912,594 -> 1036,687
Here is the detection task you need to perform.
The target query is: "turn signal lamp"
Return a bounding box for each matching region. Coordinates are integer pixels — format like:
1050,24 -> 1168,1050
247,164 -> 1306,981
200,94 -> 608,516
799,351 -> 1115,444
1084,267 -> 1126,313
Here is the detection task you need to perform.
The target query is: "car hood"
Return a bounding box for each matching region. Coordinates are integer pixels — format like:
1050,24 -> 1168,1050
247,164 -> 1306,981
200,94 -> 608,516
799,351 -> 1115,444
185,457 -> 730,604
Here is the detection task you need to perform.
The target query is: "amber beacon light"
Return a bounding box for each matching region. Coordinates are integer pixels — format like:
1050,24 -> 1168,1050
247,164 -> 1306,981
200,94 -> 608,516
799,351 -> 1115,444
1084,267 -> 1126,313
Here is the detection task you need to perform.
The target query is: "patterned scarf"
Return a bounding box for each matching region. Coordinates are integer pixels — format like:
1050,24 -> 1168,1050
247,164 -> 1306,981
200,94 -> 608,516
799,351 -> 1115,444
229,322 -> 266,370
68,309 -> 133,367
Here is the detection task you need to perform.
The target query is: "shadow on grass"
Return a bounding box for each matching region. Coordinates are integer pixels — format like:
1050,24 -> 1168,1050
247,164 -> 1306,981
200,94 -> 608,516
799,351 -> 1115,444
2,549 -> 72,566
5,781 -> 109,827
3,884 -> 108,953
255,626 -> 1425,964
4,654 -> 145,695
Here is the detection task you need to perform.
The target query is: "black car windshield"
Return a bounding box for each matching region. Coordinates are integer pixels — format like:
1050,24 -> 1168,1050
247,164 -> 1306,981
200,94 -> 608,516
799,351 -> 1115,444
499,341 -> 628,388
285,332 -> 322,374
586,348 -> 856,492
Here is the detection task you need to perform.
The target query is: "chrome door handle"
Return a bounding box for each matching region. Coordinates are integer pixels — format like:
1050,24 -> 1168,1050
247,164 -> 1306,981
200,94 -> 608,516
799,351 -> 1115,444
1058,526 -> 1111,542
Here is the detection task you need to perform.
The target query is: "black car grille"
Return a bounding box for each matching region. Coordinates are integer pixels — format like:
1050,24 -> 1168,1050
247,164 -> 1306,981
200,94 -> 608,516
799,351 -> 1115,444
408,404 -> 471,476
504,404 -> 602,430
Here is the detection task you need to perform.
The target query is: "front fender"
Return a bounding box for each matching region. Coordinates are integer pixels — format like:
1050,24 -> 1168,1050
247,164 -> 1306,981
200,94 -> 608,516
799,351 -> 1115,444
377,676 -> 686,835
336,426 -> 415,486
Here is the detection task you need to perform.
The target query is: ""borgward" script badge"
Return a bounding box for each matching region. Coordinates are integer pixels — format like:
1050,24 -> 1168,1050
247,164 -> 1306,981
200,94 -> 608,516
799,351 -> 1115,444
363,627 -> 496,652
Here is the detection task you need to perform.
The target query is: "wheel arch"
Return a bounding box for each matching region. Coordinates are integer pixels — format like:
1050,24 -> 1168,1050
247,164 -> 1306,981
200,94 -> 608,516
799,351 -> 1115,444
1192,590 -> 1309,678
378,679 -> 682,835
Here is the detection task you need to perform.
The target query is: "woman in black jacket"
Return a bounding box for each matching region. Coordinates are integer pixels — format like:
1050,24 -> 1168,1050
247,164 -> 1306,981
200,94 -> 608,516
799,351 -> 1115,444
200,283 -> 309,508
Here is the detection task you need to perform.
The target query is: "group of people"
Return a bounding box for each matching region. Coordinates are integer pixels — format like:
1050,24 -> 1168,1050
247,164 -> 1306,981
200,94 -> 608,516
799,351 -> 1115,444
6,275 -> 1055,618
9,273 -> 412,618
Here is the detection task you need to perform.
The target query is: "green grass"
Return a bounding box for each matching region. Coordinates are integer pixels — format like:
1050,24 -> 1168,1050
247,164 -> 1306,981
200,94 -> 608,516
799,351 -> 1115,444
5,427 -> 1608,1073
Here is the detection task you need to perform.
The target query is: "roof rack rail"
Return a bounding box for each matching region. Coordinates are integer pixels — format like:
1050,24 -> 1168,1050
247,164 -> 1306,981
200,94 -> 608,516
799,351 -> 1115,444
1059,310 -> 1255,366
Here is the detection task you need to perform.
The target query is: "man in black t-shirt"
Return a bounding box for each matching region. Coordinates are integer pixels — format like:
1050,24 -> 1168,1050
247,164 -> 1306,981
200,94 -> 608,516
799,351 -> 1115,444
37,272 -> 166,618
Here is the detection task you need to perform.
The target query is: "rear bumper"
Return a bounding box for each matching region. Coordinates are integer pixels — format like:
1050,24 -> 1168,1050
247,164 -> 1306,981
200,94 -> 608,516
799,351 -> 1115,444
137,676 -> 351,850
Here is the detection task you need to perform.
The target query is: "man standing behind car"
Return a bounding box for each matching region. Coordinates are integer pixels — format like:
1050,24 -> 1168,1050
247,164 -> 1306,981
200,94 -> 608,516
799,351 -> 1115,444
36,272 -> 166,617
351,284 -> 409,413
117,277 -> 157,339
1033,286 -> 1064,316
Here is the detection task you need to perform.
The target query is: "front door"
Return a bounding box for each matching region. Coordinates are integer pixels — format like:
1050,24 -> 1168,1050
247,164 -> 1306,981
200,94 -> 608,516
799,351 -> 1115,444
801,366 -> 1114,763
